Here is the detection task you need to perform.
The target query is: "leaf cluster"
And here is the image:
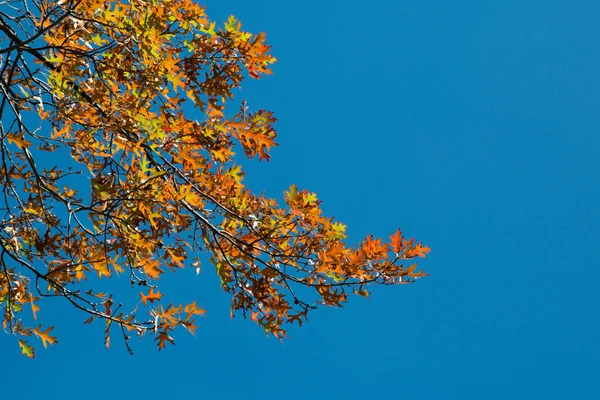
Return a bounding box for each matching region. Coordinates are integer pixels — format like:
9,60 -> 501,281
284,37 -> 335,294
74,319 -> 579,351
0,0 -> 429,356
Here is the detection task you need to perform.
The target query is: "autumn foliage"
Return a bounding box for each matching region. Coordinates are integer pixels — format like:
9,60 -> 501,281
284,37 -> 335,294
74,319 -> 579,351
0,0 -> 429,357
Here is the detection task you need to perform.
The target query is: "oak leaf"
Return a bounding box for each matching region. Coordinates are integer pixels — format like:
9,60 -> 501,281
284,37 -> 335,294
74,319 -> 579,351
141,289 -> 163,306
18,340 -> 35,358
32,325 -> 58,348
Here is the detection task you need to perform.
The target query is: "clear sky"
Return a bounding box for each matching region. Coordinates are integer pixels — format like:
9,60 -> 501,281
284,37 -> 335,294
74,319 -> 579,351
3,1 -> 599,398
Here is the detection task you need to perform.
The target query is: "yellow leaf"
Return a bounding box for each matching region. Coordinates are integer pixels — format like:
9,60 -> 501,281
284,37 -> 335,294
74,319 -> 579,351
22,207 -> 42,216
6,133 -> 32,148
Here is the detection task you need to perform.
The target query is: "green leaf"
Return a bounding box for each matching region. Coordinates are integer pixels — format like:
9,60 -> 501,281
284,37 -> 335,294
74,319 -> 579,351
91,34 -> 105,46
225,165 -> 243,185
330,222 -> 347,240
18,340 -> 35,358
200,22 -> 216,36
225,15 -> 238,32
214,261 -> 228,287
304,192 -> 318,206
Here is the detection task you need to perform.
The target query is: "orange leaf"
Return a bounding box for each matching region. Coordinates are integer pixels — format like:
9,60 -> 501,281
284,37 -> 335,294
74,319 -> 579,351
157,306 -> 179,325
140,288 -> 163,306
405,264 -> 429,278
33,325 -> 58,348
6,132 -> 32,148
390,229 -> 404,253
140,258 -> 163,279
156,331 -> 175,350
184,301 -> 206,316
406,243 -> 431,258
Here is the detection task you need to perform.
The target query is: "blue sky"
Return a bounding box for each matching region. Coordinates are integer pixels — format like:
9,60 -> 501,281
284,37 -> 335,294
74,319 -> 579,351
3,1 -> 600,398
